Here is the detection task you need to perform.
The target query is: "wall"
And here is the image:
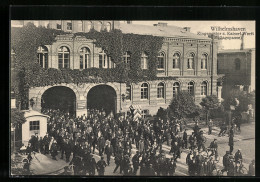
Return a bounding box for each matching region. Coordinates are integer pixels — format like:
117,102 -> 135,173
22,116 -> 47,146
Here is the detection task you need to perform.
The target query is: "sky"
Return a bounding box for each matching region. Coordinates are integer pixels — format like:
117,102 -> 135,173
132,21 -> 255,50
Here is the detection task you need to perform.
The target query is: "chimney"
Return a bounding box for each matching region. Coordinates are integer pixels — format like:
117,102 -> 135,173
157,22 -> 167,27
240,33 -> 244,50
183,27 -> 191,32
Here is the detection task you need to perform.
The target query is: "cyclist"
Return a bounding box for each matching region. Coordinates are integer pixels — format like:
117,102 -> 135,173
234,149 -> 243,164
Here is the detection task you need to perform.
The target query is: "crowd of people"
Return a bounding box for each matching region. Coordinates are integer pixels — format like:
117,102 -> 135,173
23,108 -> 254,176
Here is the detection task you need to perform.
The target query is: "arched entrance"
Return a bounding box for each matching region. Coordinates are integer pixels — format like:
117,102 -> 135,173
41,86 -> 76,116
87,85 -> 117,115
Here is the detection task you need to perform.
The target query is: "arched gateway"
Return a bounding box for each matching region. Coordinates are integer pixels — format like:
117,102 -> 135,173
41,86 -> 76,116
87,85 -> 117,115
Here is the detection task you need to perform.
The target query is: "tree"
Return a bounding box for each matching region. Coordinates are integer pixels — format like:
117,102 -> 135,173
200,95 -> 219,124
168,91 -> 200,119
11,109 -> 26,128
156,107 -> 168,120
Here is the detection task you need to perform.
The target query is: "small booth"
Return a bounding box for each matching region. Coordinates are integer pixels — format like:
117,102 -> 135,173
22,110 -> 49,146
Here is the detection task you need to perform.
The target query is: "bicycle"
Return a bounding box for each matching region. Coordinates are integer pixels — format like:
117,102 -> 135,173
206,148 -> 220,162
236,160 -> 248,176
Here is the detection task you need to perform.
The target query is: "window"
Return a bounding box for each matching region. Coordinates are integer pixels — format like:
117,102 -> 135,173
67,21 -> 72,30
173,53 -> 180,69
141,110 -> 149,119
141,52 -> 148,70
78,21 -> 83,32
201,54 -> 207,69
86,21 -> 92,32
157,52 -> 165,69
173,82 -> 180,97
96,21 -> 102,32
58,46 -> 70,69
235,58 -> 241,70
30,121 -> 40,131
188,82 -> 194,96
80,47 -> 90,69
56,20 -> 62,29
187,53 -> 195,69
123,51 -> 131,69
157,82 -> 165,98
37,46 -> 48,68
99,50 -> 108,68
126,84 -> 131,101
201,81 -> 207,96
141,83 -> 149,99
106,22 -> 111,32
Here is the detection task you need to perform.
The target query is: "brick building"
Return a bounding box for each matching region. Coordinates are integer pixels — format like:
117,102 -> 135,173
217,47 -> 255,99
11,20 -> 222,117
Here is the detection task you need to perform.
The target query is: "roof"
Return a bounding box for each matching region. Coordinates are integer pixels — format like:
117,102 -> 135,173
218,48 -> 255,54
23,110 -> 50,119
119,23 -> 211,40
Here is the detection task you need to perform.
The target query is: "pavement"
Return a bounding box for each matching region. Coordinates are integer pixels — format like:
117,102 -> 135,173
28,122 -> 255,176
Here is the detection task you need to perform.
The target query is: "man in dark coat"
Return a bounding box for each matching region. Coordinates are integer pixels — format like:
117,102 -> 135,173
50,140 -> 58,160
229,135 -> 234,154
89,154 -> 96,176
234,149 -> 243,163
113,152 -> 122,173
96,156 -> 107,176
168,158 -> 177,176
104,142 -> 113,165
222,151 -> 230,173
98,135 -> 106,156
183,129 -> 188,149
132,151 -> 140,175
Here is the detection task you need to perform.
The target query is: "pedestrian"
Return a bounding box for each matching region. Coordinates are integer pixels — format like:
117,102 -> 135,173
229,135 -> 234,154
208,119 -> 213,135
248,159 -> 255,176
43,133 -> 51,154
98,135 -> 106,156
222,151 -> 230,173
168,158 -> 177,176
96,156 -> 107,176
132,151 -> 140,175
104,142 -> 113,166
50,140 -> 58,160
89,154 -> 96,176
183,129 -> 188,149
113,152 -> 122,173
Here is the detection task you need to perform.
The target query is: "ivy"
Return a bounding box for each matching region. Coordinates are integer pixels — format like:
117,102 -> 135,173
11,23 -> 170,108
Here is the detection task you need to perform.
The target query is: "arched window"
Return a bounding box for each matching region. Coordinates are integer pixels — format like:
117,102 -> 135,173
201,81 -> 207,96
141,83 -> 149,99
141,52 -> 148,70
106,22 -> 111,32
157,82 -> 165,98
99,50 -> 107,68
123,51 -> 131,69
37,46 -> 48,68
80,47 -> 90,69
187,53 -> 195,69
188,82 -> 194,96
66,20 -> 72,31
235,58 -> 241,70
201,54 -> 207,69
78,21 -> 83,32
58,46 -> 70,69
157,52 -> 165,69
126,84 -> 131,101
96,21 -> 102,32
173,82 -> 180,97
173,53 -> 180,69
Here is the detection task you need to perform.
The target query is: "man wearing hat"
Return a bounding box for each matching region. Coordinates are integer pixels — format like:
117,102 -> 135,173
222,151 -> 230,173
104,141 -> 113,166
132,151 -> 140,175
248,159 -> 255,176
89,154 -> 96,176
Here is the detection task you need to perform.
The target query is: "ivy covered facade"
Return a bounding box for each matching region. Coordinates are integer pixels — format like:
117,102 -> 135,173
11,21 -> 222,117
